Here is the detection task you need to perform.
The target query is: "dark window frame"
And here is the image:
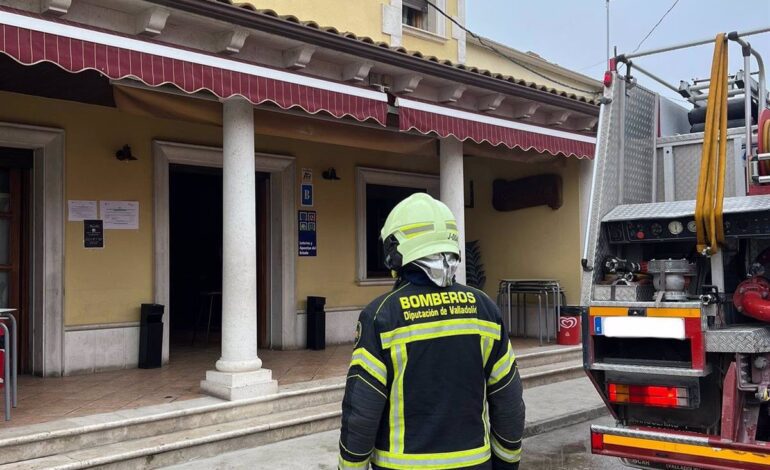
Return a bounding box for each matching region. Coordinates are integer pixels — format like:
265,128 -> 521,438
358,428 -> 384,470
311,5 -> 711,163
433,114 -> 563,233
356,167 -> 439,284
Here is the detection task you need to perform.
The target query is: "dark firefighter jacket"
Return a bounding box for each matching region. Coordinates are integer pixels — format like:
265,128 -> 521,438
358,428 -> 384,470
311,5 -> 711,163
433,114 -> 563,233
338,269 -> 525,470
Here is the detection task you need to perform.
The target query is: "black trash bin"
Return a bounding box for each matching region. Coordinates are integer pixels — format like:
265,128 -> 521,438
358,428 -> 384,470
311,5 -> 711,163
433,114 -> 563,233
139,303 -> 164,369
306,296 -> 326,350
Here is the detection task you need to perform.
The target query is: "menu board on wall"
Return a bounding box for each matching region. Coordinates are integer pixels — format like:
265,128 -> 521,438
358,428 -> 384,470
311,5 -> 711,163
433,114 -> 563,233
84,219 -> 104,249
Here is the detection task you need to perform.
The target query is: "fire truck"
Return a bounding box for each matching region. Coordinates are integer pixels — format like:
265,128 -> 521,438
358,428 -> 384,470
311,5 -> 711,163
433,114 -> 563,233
581,28 -> 770,469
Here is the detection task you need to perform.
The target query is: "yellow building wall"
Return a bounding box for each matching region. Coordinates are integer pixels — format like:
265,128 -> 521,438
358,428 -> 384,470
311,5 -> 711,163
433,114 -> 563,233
0,91 -> 441,325
465,155 -> 582,305
0,91 -> 223,326
400,0 -> 459,60
465,42 -> 601,102
288,149 -> 437,309
0,90 -> 583,328
241,0 -> 389,41
239,2 -> 597,100
242,0 -> 460,62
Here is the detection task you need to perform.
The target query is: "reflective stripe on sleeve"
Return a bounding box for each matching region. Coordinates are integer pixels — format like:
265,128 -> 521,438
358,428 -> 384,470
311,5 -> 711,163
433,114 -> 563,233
481,337 -> 494,367
389,344 -> 408,454
491,435 -> 522,463
372,443 -> 491,469
350,348 -> 388,386
380,319 -> 501,349
338,455 -> 370,469
488,341 -> 516,386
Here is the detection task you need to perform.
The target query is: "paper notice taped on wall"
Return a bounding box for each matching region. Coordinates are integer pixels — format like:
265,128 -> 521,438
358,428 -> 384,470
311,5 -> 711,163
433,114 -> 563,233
100,201 -> 139,229
68,200 -> 98,221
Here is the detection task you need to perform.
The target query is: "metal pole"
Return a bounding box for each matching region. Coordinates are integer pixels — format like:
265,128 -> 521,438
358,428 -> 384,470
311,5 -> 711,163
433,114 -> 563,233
1,323 -> 9,421
751,49 -> 767,109
3,314 -> 17,408
581,97 -> 607,270
630,62 -> 683,94
622,26 -> 770,60
733,37 -> 755,188
745,51 -> 753,186
606,0 -> 610,65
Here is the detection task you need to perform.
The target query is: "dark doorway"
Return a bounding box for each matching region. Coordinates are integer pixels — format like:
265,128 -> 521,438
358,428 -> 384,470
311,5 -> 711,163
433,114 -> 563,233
169,165 -> 270,351
0,148 -> 32,373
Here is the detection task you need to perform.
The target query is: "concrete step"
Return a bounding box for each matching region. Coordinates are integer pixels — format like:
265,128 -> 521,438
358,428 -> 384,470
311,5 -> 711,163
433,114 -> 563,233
160,377 -> 608,469
0,348 -> 585,467
0,378 -> 345,466
515,345 -> 582,370
519,359 -> 585,389
0,402 -> 342,470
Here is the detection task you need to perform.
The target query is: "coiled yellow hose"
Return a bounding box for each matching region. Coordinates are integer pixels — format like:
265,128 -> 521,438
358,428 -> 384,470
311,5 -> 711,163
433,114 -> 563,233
695,34 -> 728,256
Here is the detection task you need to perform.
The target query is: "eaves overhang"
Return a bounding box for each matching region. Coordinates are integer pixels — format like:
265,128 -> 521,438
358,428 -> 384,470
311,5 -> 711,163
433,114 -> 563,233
144,0 -> 600,117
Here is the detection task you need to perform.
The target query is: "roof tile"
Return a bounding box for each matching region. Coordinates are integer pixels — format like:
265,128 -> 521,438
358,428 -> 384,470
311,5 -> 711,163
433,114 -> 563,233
214,0 -> 599,105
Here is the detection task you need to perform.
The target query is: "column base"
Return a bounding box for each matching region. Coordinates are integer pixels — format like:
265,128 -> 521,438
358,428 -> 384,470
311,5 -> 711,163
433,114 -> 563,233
200,368 -> 278,401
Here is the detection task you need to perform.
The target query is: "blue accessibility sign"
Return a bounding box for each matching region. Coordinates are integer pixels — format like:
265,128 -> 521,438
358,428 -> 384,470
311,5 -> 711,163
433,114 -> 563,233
301,183 -> 313,207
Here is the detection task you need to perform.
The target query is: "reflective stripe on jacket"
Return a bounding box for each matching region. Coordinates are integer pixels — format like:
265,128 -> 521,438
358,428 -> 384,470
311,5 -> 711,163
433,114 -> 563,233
338,275 -> 525,470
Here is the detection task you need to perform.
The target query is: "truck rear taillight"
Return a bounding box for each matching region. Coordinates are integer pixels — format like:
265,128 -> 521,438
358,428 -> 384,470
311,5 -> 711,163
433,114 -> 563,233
608,383 -> 690,408
591,431 -> 605,451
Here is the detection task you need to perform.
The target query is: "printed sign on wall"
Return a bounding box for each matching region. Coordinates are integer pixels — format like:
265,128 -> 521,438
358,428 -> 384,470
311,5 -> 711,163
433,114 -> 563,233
84,219 -> 104,249
68,200 -> 98,221
301,183 -> 313,207
301,168 -> 313,207
100,201 -> 139,229
298,210 -> 317,257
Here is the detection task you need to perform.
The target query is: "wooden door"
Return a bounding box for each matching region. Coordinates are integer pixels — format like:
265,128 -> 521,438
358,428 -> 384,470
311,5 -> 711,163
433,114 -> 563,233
0,148 -> 31,372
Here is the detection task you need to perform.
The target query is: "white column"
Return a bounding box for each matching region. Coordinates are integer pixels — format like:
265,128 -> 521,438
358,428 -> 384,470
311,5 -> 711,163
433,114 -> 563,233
201,98 -> 277,400
440,138 -> 466,284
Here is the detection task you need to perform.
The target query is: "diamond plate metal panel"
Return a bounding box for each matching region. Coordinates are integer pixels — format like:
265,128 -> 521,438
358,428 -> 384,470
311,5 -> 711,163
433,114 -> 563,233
593,285 -> 655,302
705,326 -> 770,352
656,126 -> 747,145
590,301 -> 703,309
603,194 -> 770,221
591,362 -> 710,377
591,425 -> 711,446
580,80 -> 624,305
622,86 -> 656,204
655,147 -> 665,201
671,141 -> 736,201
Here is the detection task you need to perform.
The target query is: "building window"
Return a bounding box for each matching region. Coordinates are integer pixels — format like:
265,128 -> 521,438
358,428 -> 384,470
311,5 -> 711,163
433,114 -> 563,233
402,1 -> 428,30
356,168 -> 439,284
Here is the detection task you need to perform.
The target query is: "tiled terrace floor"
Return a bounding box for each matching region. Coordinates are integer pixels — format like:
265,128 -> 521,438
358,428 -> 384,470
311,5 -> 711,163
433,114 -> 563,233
0,337 -> 557,429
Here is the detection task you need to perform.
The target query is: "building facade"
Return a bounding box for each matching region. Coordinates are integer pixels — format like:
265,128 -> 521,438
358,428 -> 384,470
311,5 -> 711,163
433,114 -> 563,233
0,0 -> 600,399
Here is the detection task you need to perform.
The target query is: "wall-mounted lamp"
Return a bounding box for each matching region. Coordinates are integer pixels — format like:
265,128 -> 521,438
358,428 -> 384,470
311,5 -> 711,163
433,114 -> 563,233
322,168 -> 341,180
115,145 -> 137,161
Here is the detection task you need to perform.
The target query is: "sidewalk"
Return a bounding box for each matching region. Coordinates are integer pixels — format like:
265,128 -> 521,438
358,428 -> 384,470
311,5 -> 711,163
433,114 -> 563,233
165,376 -> 607,469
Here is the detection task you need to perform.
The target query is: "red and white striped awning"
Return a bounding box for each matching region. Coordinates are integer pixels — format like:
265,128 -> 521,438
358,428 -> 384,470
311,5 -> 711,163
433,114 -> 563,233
397,98 -> 596,158
0,7 -> 388,125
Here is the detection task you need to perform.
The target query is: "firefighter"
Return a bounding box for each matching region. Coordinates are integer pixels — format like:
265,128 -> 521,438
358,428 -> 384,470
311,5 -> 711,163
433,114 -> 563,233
338,193 -> 525,470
